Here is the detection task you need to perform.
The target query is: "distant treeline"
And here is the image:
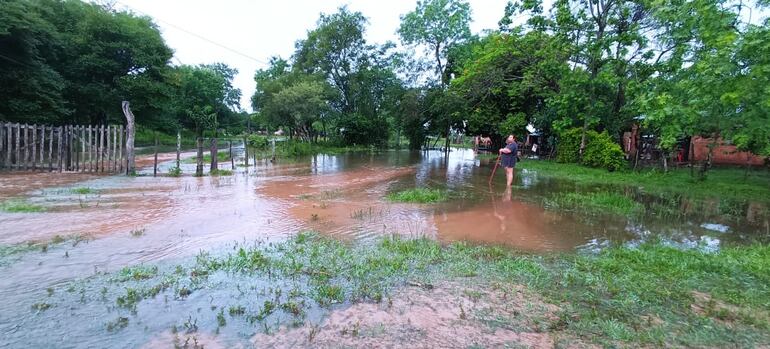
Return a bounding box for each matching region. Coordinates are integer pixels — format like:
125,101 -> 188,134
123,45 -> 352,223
0,0 -> 247,136
2,0 -> 769,160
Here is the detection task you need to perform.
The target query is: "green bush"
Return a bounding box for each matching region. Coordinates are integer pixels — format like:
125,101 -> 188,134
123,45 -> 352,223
555,127 -> 583,163
247,135 -> 269,149
582,131 -> 626,171
556,128 -> 626,171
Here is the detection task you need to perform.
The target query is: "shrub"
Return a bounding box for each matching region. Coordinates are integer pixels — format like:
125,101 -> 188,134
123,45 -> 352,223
556,128 -> 626,171
582,131 -> 626,171
247,135 -> 269,149
555,128 -> 583,163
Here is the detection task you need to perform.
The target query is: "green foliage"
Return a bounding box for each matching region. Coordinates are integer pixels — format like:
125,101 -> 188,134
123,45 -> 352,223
399,0 -> 472,82
0,200 -> 45,213
556,128 -> 625,171
386,188 -> 448,203
338,113 -> 389,146
247,135 -> 269,149
555,128 -> 582,163
544,192 -> 643,216
0,0 -> 173,125
582,131 -> 626,172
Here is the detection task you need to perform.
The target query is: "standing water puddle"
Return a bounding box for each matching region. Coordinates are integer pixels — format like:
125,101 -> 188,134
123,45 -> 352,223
0,148 -> 767,347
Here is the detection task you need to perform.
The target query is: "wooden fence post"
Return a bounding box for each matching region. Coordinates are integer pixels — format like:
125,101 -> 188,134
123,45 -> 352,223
244,136 -> 249,167
122,101 -> 135,175
40,125 -> 45,171
153,134 -> 158,177
48,126 -> 53,171
57,126 -> 63,172
196,137 -> 204,176
176,130 -> 181,169
118,125 -> 124,173
112,125 -> 116,173
210,137 -> 218,171
230,140 -> 234,169
4,123 -> 10,170
0,123 -> 4,170
23,124 -> 29,171
15,123 -> 20,170
32,124 -> 37,171
106,125 -> 111,172
80,126 -> 85,172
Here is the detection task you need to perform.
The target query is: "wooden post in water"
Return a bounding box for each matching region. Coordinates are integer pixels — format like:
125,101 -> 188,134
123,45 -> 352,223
80,126 -> 85,172
122,101 -> 136,175
74,126 -> 80,172
106,125 -> 111,172
48,126 -> 53,171
112,126 -> 117,172
0,123 -> 4,169
244,136 -> 249,167
57,126 -> 63,172
153,133 -> 158,177
229,140 -> 234,169
23,124 -> 29,171
31,125 -> 37,171
15,123 -> 21,170
118,125 -> 124,173
40,125 -> 45,171
100,125 -> 106,172
176,130 -> 181,169
210,137 -> 218,172
196,137 -> 204,176
3,123 -> 9,170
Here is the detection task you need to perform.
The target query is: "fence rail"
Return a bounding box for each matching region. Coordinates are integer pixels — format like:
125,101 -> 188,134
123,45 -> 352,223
0,122 -> 126,173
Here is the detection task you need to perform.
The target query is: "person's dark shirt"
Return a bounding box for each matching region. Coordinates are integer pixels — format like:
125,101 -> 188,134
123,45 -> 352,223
502,142 -> 518,168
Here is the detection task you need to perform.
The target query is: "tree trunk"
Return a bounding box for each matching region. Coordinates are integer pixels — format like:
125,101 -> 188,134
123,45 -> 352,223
121,101 -> 135,175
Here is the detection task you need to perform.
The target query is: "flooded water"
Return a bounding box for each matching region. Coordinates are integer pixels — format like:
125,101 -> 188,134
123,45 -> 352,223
0,147 -> 768,348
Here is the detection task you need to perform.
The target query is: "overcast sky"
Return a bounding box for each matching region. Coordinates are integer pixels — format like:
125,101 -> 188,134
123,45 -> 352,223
112,0 -> 513,112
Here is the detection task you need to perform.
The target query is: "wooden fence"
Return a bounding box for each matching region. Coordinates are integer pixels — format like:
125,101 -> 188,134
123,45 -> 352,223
0,122 -> 126,173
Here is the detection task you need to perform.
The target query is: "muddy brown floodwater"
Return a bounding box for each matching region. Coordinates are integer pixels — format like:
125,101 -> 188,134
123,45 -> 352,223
0,146 -> 767,348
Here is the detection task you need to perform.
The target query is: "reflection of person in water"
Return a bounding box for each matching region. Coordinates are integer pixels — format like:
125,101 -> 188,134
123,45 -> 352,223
492,186 -> 513,233
498,135 -> 518,187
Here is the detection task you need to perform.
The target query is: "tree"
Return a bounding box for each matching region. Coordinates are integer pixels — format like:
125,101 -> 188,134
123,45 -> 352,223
451,30 -> 569,142
399,0 -> 472,153
398,0 -> 472,84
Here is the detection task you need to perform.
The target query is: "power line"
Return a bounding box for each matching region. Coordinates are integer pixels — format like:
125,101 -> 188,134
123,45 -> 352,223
114,0 -> 269,66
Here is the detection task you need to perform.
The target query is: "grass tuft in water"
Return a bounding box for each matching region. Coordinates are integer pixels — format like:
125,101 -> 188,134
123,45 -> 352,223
71,187 -> 96,195
209,169 -> 233,176
386,188 -> 448,203
0,200 -> 45,213
544,191 -> 644,216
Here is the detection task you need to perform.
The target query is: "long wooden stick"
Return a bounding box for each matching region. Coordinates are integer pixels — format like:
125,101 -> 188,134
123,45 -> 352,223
489,154 -> 501,185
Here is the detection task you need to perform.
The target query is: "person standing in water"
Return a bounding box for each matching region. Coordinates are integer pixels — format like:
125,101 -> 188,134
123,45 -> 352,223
498,135 -> 518,187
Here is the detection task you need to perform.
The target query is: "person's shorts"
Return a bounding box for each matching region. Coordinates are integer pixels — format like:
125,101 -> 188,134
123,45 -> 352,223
502,155 -> 516,168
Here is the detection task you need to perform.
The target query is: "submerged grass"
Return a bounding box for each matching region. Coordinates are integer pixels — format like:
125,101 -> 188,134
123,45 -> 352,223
0,200 -> 45,213
544,191 -> 644,216
386,188 -> 448,203
85,232 -> 769,347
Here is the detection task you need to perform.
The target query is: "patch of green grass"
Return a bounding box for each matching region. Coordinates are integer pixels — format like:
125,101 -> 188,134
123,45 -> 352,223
87,231 -> 770,347
105,316 -> 129,332
0,200 -> 45,213
114,265 -> 158,282
71,187 -> 96,195
209,169 -> 233,176
520,160 -> 770,203
544,191 -> 644,216
184,152 -> 230,164
168,166 -> 182,177
386,188 -> 448,203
